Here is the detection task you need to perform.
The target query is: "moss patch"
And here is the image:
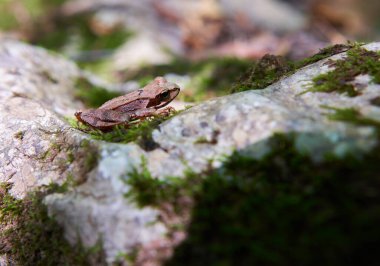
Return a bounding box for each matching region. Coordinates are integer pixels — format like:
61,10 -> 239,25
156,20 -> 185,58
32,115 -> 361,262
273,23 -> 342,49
296,43 -> 357,68
232,54 -> 293,93
0,182 -> 104,265
125,130 -> 380,265
323,106 -> 380,128
169,135 -> 380,265
304,45 -> 380,97
124,158 -> 202,208
232,43 -> 363,93
68,111 -> 180,151
74,77 -> 121,108
13,131 -> 25,140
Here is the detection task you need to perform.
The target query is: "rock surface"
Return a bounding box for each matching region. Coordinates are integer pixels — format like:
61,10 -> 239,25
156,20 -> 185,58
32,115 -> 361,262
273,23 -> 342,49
1,40 -> 380,264
0,40 -> 82,198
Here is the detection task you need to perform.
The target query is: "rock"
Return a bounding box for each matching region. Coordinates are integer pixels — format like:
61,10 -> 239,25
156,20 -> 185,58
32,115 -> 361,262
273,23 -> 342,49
1,40 -> 380,265
0,39 -> 83,198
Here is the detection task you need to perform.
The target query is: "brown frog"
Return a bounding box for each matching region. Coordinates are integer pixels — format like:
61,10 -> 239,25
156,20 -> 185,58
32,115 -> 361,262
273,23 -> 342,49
75,77 -> 180,131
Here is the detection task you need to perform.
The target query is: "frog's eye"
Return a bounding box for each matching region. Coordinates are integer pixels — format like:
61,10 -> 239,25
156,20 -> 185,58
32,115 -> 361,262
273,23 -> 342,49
160,91 -> 170,100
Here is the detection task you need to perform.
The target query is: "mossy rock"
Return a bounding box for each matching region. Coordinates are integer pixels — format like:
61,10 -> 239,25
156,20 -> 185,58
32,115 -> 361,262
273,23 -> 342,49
126,133 -> 380,265
0,183 -> 104,265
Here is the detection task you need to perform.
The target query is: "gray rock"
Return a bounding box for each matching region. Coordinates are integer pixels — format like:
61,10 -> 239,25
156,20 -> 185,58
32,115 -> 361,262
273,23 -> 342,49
0,39 -> 83,198
1,40 -> 379,264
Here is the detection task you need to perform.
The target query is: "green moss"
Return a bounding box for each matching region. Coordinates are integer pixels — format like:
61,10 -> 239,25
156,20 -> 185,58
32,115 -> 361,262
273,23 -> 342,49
0,182 -> 104,265
66,149 -> 75,164
170,136 -> 380,265
74,77 -> 121,108
14,131 -> 25,140
296,43 -> 358,68
124,158 -> 202,208
0,183 -> 22,220
80,139 -> 91,148
232,54 -> 293,93
323,106 -> 380,128
232,43 -> 365,93
38,142 -> 62,161
303,45 -> 380,97
83,151 -> 99,172
68,111 -> 180,150
126,131 -> 380,265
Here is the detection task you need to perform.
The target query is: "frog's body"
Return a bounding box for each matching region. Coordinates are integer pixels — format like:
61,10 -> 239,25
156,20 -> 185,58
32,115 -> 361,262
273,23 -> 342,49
75,77 -> 180,131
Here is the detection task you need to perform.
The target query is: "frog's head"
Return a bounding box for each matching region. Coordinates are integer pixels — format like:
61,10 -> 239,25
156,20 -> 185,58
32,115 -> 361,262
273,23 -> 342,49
146,77 -> 180,109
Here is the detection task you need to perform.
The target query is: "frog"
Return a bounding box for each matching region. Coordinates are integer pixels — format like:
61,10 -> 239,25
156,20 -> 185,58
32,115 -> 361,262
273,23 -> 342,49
75,77 -> 180,131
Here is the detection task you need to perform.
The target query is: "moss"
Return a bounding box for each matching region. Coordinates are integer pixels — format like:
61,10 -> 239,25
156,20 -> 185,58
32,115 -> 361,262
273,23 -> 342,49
0,182 -> 104,265
74,77 -> 121,108
124,158 -> 203,208
296,43 -> 358,68
176,134 -> 380,265
322,106 -> 380,128
232,54 -> 294,93
80,138 -> 91,148
83,151 -> 99,172
303,45 -> 380,97
69,111 -> 180,151
125,130 -> 380,265
66,149 -> 75,164
38,142 -> 62,161
232,43 -> 365,93
0,183 -> 22,220
14,131 -> 25,140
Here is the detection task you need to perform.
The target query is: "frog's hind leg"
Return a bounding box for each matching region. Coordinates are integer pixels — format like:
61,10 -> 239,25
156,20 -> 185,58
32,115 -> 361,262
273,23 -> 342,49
94,109 -> 131,123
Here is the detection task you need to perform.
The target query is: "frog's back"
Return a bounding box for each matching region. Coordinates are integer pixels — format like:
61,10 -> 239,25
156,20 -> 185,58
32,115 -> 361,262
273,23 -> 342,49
99,90 -> 141,110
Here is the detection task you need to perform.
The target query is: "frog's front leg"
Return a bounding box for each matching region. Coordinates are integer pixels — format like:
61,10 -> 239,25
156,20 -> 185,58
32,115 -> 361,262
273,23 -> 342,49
155,106 -> 175,116
133,107 -> 175,119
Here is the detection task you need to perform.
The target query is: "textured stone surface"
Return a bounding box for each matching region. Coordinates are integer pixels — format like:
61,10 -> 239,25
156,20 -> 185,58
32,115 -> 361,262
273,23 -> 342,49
151,43 -> 380,176
47,43 -> 380,264
0,39 -> 84,198
0,40 -> 165,264
1,40 -> 380,265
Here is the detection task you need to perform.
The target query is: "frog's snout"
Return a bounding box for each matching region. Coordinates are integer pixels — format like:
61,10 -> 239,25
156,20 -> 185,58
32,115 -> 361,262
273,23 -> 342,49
74,111 -> 82,119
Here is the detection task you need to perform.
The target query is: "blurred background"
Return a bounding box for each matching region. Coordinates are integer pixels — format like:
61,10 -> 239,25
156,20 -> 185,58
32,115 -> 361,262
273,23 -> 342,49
1,0 -> 379,101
